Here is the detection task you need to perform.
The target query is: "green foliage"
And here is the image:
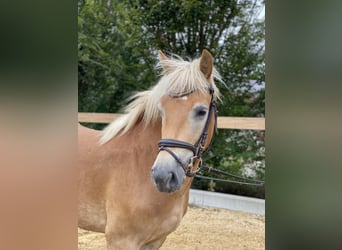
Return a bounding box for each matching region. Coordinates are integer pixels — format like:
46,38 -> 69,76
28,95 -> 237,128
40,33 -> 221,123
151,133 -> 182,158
78,0 -> 157,115
78,0 -> 265,197
194,129 -> 265,199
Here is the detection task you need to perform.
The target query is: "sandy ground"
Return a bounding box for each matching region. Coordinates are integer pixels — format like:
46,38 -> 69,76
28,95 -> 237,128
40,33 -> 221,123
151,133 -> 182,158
78,206 -> 265,250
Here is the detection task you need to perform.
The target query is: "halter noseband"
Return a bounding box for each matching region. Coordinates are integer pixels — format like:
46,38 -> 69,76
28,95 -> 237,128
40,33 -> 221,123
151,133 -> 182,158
158,87 -> 217,177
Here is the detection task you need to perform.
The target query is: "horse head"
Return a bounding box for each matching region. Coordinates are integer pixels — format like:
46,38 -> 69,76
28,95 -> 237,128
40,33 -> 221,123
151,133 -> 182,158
151,50 -> 221,193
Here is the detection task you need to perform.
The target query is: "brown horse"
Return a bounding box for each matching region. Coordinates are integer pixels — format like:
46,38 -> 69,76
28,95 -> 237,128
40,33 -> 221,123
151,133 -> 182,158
78,50 -> 223,249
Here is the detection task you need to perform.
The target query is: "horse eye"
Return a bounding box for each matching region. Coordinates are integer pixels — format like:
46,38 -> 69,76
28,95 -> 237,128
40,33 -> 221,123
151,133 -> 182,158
196,109 -> 207,117
193,105 -> 208,119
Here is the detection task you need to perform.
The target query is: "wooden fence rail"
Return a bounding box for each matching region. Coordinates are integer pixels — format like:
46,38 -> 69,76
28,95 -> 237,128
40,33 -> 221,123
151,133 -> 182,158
78,112 -> 265,130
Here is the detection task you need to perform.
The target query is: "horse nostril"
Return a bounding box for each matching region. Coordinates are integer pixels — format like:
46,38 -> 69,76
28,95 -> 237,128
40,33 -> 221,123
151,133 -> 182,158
168,171 -> 178,188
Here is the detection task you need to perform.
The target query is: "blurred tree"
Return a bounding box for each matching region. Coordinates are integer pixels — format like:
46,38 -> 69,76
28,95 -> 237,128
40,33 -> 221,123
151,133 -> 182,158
78,0 -> 265,198
78,0 -> 157,115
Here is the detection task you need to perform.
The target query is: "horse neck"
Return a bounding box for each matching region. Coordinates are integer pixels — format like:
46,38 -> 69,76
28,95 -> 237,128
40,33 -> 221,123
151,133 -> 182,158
109,119 -> 162,163
126,120 -> 161,149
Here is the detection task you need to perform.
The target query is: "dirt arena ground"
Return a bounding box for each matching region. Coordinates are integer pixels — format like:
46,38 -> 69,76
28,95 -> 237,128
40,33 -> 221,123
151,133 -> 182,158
78,206 -> 265,250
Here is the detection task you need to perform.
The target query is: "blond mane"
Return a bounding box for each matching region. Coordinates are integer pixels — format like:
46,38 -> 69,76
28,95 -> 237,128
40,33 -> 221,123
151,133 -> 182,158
100,53 -> 224,144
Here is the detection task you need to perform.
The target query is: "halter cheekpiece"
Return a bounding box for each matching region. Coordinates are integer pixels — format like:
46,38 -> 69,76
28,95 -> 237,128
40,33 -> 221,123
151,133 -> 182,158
158,87 -> 217,177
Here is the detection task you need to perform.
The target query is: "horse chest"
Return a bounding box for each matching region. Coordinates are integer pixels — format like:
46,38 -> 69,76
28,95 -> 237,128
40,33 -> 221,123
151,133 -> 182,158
135,203 -> 184,248
146,199 -> 186,236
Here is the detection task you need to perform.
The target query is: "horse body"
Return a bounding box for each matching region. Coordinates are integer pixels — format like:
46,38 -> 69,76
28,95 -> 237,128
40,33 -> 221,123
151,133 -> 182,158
78,50 -> 223,249
78,121 -> 191,249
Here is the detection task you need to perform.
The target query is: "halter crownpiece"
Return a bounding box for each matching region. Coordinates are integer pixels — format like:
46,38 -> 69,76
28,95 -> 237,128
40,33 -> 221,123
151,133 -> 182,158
158,87 -> 217,177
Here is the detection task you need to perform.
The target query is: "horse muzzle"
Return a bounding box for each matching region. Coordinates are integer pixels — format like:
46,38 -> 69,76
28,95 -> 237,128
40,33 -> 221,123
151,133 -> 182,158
151,155 -> 186,193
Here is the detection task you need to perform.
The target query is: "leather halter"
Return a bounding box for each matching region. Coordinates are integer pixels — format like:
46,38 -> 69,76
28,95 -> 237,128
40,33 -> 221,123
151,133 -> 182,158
158,87 -> 217,177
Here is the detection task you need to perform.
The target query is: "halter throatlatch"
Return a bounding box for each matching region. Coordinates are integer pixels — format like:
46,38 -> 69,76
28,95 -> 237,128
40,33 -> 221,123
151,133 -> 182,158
158,87 -> 217,177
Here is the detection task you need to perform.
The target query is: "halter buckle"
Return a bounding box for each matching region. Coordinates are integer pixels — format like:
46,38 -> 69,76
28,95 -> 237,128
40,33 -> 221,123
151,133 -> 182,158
186,156 -> 202,176
187,156 -> 197,168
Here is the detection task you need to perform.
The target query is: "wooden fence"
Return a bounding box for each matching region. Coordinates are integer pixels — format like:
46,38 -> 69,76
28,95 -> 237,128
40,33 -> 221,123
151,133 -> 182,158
78,112 -> 265,130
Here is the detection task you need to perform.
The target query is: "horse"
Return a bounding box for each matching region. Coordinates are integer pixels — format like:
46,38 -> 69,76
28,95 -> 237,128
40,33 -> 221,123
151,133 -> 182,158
78,49 -> 223,249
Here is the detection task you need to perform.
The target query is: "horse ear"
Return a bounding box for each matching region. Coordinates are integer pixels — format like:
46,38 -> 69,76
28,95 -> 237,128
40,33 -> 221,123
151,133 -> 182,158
199,49 -> 213,79
158,50 -> 173,74
158,50 -> 169,61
